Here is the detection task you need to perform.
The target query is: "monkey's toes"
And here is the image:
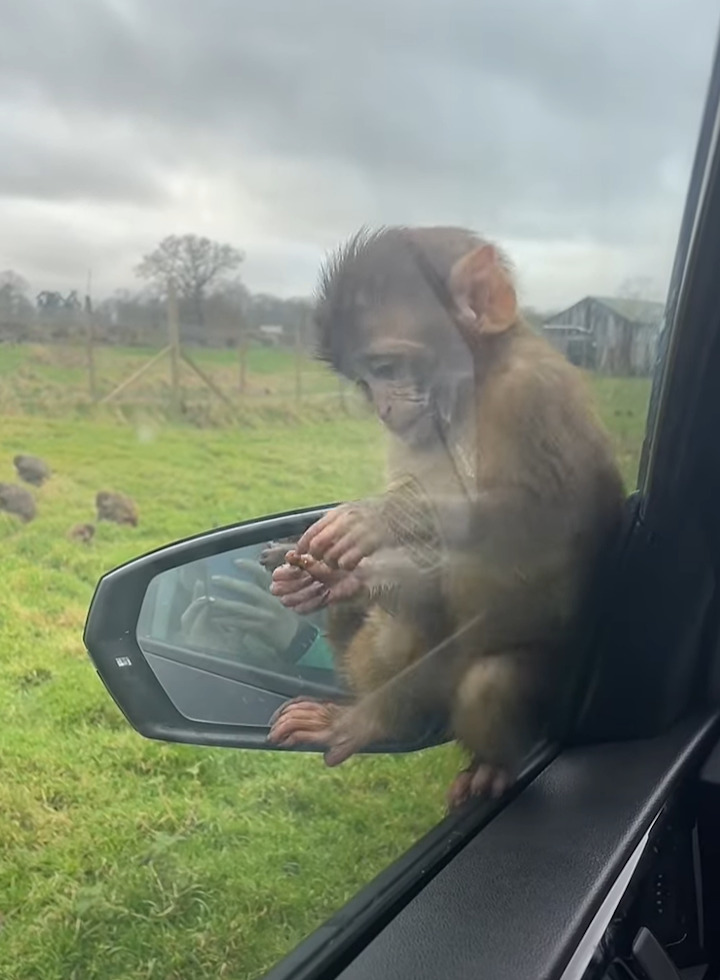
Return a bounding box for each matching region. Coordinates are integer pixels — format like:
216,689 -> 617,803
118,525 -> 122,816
468,764 -> 510,800
447,770 -> 474,810
266,700 -> 334,747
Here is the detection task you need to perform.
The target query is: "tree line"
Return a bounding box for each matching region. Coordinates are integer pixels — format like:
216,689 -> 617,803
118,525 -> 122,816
1,232 -> 552,349
0,234 -> 315,349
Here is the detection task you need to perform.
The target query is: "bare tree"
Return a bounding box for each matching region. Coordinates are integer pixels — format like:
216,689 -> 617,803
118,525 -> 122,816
135,234 -> 244,327
0,270 -> 33,321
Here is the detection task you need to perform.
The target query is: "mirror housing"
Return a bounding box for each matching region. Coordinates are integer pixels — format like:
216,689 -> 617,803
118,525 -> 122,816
83,504 -> 451,755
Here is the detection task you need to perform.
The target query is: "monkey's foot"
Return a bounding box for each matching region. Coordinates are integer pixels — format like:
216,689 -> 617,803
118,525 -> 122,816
266,698 -> 341,750
266,698 -> 368,768
447,764 -> 510,810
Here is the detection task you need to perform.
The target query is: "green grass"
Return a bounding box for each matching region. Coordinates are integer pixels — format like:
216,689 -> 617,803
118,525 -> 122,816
0,346 -> 652,979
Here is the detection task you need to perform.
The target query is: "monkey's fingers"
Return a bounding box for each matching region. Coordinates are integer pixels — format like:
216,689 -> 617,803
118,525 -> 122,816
291,555 -> 340,584
271,575 -> 328,607
283,589 -> 331,614
268,714 -> 332,746
271,563 -> 310,584
274,554 -> 341,589
270,573 -> 317,595
268,696 -> 325,726
336,546 -> 367,571
304,508 -> 365,559
266,701 -> 336,746
323,529 -> 374,569
296,509 -> 344,554
446,770 -> 474,811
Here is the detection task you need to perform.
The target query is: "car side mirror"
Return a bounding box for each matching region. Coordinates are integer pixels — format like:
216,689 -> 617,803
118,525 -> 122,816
83,504 -> 451,755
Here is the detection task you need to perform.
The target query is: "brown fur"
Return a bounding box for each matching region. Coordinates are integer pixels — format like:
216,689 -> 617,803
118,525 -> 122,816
0,483 -> 36,522
68,522 -> 95,544
13,453 -> 50,487
272,227 -> 624,805
95,491 -> 138,527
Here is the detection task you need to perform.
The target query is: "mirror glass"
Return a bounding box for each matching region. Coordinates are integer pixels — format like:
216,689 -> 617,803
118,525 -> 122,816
137,540 -> 339,693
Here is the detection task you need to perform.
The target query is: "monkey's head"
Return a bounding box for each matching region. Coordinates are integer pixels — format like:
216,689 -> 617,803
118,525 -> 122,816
314,226 -> 518,447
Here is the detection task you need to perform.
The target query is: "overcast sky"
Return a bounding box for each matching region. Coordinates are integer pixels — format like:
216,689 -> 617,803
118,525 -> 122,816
1,0 -> 718,310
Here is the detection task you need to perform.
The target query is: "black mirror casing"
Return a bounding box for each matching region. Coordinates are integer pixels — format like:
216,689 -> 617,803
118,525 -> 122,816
83,504 -> 451,755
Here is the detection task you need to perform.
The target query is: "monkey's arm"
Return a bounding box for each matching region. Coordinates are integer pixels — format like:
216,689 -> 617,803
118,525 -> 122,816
295,486 -> 569,581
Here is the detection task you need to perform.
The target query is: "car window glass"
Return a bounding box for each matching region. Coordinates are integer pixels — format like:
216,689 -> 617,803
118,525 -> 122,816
2,3 -> 719,979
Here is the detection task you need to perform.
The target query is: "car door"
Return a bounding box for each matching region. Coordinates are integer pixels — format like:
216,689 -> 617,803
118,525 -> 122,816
6,5 -> 720,980
80,20 -> 720,980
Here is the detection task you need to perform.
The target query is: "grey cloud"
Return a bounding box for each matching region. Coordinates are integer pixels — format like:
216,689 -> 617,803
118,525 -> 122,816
0,110 -> 167,205
0,0 -> 719,297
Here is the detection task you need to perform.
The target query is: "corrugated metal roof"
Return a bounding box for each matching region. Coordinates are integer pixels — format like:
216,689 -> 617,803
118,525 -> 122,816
589,296 -> 664,324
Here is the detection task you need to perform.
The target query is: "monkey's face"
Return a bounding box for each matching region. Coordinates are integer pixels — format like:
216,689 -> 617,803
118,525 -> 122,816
354,311 -> 473,448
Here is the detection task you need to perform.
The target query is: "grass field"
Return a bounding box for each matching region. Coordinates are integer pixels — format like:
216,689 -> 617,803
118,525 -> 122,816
0,344 -> 652,979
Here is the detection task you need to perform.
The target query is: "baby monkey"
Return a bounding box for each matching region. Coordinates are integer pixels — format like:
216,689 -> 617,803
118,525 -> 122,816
268,226 -> 624,808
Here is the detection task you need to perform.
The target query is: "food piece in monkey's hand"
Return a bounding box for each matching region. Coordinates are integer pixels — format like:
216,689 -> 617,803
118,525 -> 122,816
271,551 -> 366,612
285,551 -> 315,571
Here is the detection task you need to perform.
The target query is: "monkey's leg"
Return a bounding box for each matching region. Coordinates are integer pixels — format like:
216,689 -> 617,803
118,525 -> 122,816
448,649 -> 545,809
266,602 -> 374,751
268,609 -> 439,763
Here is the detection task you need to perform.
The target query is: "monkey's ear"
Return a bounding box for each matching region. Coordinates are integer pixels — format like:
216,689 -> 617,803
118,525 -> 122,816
449,244 -> 517,336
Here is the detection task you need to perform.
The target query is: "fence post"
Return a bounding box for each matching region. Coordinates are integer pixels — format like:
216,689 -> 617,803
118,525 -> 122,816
84,295 -> 98,403
294,319 -> 303,406
338,376 -> 348,413
167,278 -> 181,415
238,319 -> 248,398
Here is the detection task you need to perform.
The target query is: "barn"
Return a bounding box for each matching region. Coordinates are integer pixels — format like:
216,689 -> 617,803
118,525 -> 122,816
542,296 -> 664,375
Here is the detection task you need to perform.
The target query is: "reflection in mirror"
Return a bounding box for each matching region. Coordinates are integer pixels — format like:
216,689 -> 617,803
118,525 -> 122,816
137,540 -> 336,683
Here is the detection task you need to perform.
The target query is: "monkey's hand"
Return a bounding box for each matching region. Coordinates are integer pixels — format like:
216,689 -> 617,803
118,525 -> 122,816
296,483 -> 446,576
270,552 -> 366,612
267,697 -> 382,767
295,503 -> 384,571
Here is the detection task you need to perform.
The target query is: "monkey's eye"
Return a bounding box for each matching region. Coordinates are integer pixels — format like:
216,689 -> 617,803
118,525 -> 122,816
370,360 -> 399,381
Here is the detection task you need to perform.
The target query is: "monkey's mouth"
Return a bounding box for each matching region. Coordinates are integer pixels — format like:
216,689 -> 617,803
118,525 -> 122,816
391,411 -> 435,445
